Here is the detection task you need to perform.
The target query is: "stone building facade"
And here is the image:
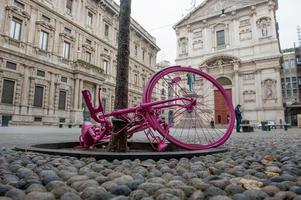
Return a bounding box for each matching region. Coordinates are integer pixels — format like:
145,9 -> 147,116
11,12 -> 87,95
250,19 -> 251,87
174,0 -> 284,124
281,50 -> 299,105
0,0 -> 159,126
281,48 -> 301,126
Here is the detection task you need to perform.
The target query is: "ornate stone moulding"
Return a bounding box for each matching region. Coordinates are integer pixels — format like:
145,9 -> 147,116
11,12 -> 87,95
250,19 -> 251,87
59,33 -> 75,42
82,44 -> 95,52
5,5 -> 30,21
35,21 -> 55,32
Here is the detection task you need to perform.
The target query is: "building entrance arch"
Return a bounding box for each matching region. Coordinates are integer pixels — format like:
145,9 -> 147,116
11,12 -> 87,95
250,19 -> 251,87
199,54 -> 239,125
214,77 -> 232,125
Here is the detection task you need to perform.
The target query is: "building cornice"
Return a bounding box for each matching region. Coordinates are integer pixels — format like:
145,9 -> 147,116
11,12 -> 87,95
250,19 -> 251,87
174,0 -> 270,29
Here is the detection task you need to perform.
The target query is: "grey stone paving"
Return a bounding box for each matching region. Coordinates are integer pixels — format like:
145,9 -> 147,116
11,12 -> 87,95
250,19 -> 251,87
0,127 -> 301,199
0,127 -> 80,148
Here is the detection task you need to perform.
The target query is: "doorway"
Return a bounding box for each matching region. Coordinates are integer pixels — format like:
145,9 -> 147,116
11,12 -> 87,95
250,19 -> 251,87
2,115 -> 12,127
214,89 -> 232,124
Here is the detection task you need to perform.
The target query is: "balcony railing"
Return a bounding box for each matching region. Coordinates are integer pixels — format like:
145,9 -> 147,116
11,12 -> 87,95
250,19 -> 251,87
73,59 -> 104,76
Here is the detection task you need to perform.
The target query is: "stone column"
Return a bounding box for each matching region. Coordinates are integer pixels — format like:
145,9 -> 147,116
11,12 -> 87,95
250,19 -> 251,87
21,66 -> 30,107
73,78 -> 79,110
255,70 -> 262,108
233,62 -> 240,106
79,79 -> 83,109
275,68 -> 282,106
48,72 -> 56,112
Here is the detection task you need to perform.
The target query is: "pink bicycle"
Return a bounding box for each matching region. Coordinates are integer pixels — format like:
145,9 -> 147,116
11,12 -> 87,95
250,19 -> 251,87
80,66 -> 235,151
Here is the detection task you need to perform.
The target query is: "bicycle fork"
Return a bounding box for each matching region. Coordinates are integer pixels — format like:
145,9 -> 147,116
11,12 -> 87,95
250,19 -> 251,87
144,128 -> 168,152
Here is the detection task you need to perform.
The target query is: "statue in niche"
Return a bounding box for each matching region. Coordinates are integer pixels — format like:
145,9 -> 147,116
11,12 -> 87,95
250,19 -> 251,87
216,59 -> 224,73
257,17 -> 271,37
178,37 -> 188,55
261,22 -> 268,37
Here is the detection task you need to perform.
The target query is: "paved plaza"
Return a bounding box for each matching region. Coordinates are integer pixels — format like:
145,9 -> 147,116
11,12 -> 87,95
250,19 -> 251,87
0,127 -> 301,199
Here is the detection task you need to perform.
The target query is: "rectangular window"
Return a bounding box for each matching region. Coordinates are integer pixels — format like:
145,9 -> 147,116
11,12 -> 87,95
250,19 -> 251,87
59,118 -> 66,123
39,30 -> 49,50
87,12 -> 93,26
6,62 -> 17,70
142,77 -> 146,87
66,0 -> 72,14
14,0 -> 25,9
37,70 -> 45,77
1,80 -> 15,104
103,60 -> 108,73
290,59 -> 296,68
134,74 -> 138,85
102,97 -> 106,112
64,27 -> 72,34
10,17 -> 22,40
85,51 -> 91,63
63,41 -> 70,59
33,86 -> 44,107
134,45 -> 138,57
149,55 -> 152,66
216,30 -> 225,47
104,24 -> 109,38
34,117 -> 42,122
42,15 -> 50,23
58,91 -> 67,110
142,50 -> 145,61
61,76 -> 68,83
283,60 -> 290,69
285,77 -> 291,83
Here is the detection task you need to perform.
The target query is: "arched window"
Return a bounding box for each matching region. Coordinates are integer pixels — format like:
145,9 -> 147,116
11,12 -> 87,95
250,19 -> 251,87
217,77 -> 232,86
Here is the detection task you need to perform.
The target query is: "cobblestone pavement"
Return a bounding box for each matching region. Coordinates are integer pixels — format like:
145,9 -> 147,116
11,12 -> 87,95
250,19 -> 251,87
0,127 -> 301,200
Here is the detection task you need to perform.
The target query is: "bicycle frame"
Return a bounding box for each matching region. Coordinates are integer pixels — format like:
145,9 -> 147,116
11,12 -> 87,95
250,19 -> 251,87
83,89 -> 194,122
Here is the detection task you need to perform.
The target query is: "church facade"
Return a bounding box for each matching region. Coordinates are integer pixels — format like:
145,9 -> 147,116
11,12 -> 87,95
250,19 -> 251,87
174,0 -> 284,124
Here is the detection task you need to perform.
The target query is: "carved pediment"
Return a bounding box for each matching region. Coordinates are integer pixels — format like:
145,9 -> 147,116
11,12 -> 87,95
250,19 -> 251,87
103,16 -> 113,25
175,0 -> 266,27
82,44 -> 95,52
100,53 -> 111,60
5,5 -> 30,20
204,55 -> 240,67
59,33 -> 75,42
36,21 -> 55,32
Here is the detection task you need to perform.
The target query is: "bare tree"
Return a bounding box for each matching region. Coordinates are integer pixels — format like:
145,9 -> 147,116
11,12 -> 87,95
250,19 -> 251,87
109,0 -> 131,152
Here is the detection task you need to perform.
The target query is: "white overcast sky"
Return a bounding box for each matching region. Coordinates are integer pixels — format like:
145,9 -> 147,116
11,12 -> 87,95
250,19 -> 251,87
116,0 -> 301,64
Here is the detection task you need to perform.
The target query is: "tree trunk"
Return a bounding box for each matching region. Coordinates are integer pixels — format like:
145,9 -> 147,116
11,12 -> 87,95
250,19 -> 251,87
108,0 -> 131,152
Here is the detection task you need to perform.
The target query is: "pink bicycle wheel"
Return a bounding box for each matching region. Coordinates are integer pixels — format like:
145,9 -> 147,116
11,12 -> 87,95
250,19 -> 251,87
142,66 -> 235,150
